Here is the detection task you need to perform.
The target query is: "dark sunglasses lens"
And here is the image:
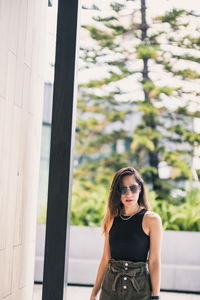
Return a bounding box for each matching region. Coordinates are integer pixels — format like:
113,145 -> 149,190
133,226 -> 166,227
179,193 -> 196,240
130,185 -> 138,193
120,185 -> 139,194
121,187 -> 127,194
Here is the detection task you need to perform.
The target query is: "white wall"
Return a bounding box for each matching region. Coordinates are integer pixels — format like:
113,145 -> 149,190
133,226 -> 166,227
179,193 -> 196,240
0,0 -> 47,299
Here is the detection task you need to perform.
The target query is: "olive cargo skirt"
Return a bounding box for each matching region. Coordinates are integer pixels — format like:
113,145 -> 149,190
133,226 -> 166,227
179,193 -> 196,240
99,258 -> 152,300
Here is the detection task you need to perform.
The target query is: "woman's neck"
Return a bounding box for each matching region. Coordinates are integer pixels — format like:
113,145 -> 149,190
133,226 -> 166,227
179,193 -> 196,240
121,204 -> 141,216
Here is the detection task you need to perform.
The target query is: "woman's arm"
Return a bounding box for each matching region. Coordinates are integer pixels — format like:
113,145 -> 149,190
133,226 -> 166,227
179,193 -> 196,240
90,220 -> 113,300
147,212 -> 163,297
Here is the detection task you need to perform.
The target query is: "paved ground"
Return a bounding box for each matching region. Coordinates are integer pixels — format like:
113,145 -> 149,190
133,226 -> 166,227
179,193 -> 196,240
33,284 -> 200,300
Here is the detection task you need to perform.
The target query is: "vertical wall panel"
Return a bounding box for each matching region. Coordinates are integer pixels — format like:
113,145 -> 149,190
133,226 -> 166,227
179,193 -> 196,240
6,51 -> 17,103
8,0 -> 20,55
0,1 -> 11,45
0,101 -> 6,250
14,0 -> 28,108
0,44 -> 8,98
13,108 -> 23,247
0,247 -> 13,298
0,0 -> 47,299
24,0 -> 34,67
22,65 -> 31,116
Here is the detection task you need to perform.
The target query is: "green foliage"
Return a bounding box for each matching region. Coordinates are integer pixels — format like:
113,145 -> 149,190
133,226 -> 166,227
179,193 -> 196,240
131,125 -> 162,153
131,135 -> 155,152
110,2 -> 125,12
175,69 -> 200,79
196,170 -> 200,181
83,25 -> 117,48
37,203 -> 47,224
172,54 -> 200,64
37,184 -> 200,232
140,166 -> 158,182
175,106 -> 200,118
93,16 -> 117,22
155,8 -> 187,28
71,180 -> 107,226
163,151 -> 192,180
136,45 -> 159,59
184,130 -> 200,144
83,25 -> 113,41
149,187 -> 200,231
81,72 -> 126,88
141,80 -> 174,99
105,24 -> 128,35
138,102 -> 160,116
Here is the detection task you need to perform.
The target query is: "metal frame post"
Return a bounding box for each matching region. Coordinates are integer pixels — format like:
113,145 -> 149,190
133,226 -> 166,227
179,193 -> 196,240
42,0 -> 80,299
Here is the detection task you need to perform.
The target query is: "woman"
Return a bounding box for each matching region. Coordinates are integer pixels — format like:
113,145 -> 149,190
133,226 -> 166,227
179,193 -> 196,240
90,167 -> 163,300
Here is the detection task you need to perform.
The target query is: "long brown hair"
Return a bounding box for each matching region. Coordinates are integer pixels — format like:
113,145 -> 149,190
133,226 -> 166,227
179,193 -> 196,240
102,166 -> 151,234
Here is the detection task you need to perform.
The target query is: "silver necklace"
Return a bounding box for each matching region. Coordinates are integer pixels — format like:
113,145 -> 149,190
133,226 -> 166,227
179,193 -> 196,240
119,206 -> 141,221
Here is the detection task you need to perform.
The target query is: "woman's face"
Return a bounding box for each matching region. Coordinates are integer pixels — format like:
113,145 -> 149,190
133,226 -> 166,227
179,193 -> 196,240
120,175 -> 141,208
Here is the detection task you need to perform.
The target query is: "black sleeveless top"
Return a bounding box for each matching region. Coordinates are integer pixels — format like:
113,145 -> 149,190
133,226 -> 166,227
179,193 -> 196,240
109,208 -> 150,262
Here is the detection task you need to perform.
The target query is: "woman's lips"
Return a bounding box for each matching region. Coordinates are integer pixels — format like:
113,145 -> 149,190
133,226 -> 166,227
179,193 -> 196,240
126,199 -> 133,202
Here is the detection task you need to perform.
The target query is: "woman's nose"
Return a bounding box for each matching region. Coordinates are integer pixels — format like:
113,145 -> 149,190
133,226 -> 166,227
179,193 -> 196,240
126,187 -> 131,195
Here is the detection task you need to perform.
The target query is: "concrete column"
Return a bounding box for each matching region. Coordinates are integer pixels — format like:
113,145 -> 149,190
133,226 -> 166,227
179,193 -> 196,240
0,0 -> 47,299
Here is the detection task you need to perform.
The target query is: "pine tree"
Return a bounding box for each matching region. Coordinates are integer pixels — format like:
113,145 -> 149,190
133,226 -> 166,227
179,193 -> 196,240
75,0 -> 200,202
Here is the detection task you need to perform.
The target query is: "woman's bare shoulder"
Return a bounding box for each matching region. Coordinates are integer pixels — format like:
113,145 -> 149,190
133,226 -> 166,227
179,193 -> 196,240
145,210 -> 162,226
145,210 -> 160,218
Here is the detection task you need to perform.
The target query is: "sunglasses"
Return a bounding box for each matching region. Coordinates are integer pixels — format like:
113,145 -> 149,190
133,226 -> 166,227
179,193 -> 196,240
120,184 -> 140,195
